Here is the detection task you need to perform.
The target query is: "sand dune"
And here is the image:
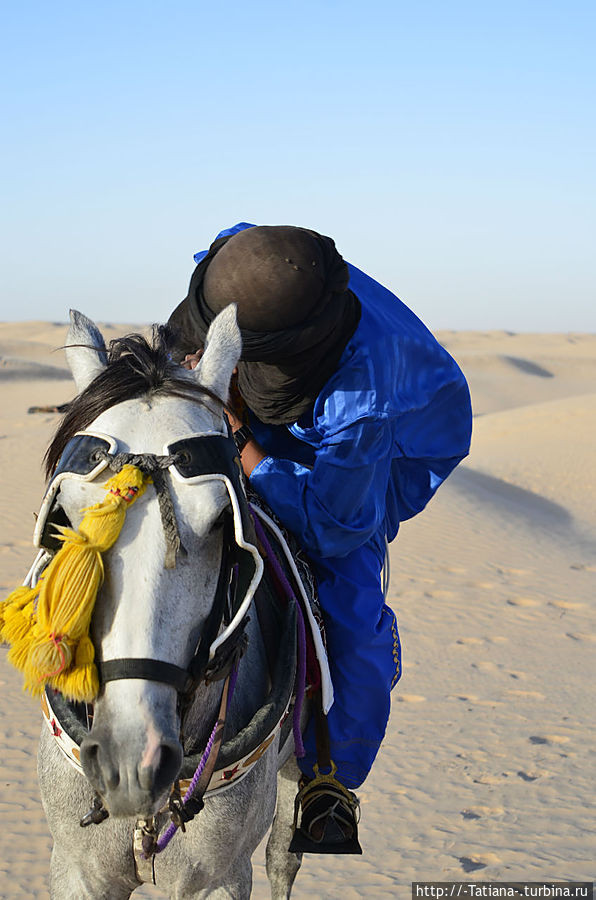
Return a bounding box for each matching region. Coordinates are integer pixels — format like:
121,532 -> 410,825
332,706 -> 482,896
0,358 -> 71,382
441,331 -> 596,416
0,323 -> 594,898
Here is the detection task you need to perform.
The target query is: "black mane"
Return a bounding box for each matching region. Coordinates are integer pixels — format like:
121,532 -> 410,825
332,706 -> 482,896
45,325 -> 221,478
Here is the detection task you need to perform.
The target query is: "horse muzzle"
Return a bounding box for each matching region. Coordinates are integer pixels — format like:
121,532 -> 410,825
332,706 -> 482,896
80,726 -> 183,818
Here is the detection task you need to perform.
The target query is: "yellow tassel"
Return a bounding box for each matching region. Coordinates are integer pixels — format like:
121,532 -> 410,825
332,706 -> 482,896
29,632 -> 74,678
2,464 -> 149,702
8,635 -> 39,673
0,585 -> 37,644
53,636 -> 99,702
0,584 -> 32,627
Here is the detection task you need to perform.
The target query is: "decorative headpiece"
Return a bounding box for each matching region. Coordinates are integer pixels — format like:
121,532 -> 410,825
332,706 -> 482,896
0,465 -> 149,702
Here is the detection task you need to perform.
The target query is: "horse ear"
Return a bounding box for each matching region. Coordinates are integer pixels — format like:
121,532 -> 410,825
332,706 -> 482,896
195,304 -> 242,402
65,310 -> 108,393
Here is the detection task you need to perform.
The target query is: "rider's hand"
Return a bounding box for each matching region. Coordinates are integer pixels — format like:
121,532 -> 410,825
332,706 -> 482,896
180,349 -> 203,370
224,406 -> 265,478
225,409 -> 242,432
180,354 -> 262,472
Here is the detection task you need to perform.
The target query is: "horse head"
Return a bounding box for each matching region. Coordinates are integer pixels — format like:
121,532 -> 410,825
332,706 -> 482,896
49,306 -> 248,817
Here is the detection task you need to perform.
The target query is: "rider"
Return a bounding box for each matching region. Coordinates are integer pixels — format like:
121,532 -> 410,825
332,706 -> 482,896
169,222 -> 472,852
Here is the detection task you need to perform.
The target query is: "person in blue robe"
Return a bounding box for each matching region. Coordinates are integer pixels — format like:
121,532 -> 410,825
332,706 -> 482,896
169,222 -> 472,853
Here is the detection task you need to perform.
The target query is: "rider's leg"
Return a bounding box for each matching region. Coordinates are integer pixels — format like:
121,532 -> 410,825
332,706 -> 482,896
290,539 -> 401,851
299,539 -> 401,789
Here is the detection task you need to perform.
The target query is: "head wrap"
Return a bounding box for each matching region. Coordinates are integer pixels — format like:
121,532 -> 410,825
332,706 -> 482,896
168,225 -> 361,424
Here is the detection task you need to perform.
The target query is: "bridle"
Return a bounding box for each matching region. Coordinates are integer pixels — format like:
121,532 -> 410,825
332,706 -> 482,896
34,427 -> 264,699
34,427 -> 319,852
32,420 -> 312,855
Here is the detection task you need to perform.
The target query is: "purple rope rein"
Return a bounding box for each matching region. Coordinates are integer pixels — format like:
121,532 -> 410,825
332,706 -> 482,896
151,509 -> 308,856
250,509 -> 307,758
153,665 -> 239,854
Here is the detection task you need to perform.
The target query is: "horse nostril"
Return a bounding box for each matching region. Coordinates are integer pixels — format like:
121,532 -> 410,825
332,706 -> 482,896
80,739 -> 119,793
139,740 -> 183,794
80,738 -> 99,773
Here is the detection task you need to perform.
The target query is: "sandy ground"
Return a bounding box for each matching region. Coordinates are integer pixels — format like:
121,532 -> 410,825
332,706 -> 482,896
0,321 -> 594,899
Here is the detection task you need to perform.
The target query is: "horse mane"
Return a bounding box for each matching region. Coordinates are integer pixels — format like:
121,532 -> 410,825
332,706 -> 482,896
44,324 -> 222,479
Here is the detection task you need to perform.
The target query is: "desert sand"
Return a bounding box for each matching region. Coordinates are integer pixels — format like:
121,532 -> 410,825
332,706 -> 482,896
0,321 -> 594,899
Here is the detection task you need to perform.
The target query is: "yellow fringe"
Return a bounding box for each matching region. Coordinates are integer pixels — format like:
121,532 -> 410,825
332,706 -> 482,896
0,585 -> 37,643
1,465 -> 149,702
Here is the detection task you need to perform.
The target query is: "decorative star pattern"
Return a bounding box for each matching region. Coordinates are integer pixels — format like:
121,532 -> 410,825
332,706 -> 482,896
50,718 -> 62,738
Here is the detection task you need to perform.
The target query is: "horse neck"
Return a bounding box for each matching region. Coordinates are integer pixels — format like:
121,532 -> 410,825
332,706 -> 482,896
182,613 -> 269,751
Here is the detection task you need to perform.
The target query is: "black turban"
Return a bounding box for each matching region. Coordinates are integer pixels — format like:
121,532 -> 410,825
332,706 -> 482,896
168,225 -> 361,424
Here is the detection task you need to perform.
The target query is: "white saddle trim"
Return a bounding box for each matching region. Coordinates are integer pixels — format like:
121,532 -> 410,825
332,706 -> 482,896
41,688 -> 289,797
249,504 -> 334,715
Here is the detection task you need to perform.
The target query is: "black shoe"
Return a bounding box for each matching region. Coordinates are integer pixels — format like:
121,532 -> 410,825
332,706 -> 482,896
288,765 -> 362,855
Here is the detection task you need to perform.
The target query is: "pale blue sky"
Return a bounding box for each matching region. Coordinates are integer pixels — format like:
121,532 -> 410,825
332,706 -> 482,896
1,1 -> 594,331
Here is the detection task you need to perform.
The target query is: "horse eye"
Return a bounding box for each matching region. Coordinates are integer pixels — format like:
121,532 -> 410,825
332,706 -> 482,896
89,449 -> 104,464
175,450 -> 192,467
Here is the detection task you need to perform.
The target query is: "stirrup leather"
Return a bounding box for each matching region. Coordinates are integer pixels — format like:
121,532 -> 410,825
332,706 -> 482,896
288,762 -> 362,855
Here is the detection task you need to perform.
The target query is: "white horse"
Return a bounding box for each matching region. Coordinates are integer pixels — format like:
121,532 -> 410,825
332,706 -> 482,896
36,308 -> 304,899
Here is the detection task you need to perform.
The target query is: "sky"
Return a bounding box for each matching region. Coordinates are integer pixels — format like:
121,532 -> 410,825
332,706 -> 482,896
1,0 -> 594,332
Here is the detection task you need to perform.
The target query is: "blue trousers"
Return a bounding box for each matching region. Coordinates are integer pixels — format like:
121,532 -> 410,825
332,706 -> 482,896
299,539 -> 401,789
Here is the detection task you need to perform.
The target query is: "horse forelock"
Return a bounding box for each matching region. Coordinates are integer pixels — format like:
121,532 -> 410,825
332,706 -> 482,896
45,324 -> 223,478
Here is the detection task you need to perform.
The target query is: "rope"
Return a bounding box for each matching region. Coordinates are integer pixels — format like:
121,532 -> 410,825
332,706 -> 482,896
96,450 -> 184,569
154,718 -> 219,853
293,603 -> 307,758
153,665 -> 239,855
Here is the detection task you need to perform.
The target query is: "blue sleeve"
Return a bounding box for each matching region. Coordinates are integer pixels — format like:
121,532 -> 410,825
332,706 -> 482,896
387,374 -> 472,524
249,374 -> 472,558
249,416 -> 395,559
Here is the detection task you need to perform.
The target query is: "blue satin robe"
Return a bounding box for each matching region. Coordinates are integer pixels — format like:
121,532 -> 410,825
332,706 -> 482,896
196,224 -> 473,787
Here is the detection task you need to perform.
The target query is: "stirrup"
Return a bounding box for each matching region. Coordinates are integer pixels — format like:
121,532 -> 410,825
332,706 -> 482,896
288,762 -> 362,855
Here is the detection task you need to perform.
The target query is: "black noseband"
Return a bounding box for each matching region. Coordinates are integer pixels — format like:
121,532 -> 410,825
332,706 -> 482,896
96,658 -> 193,694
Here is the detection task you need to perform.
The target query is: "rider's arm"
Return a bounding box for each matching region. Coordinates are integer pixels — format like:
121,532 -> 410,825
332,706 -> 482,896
248,377 -> 471,560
